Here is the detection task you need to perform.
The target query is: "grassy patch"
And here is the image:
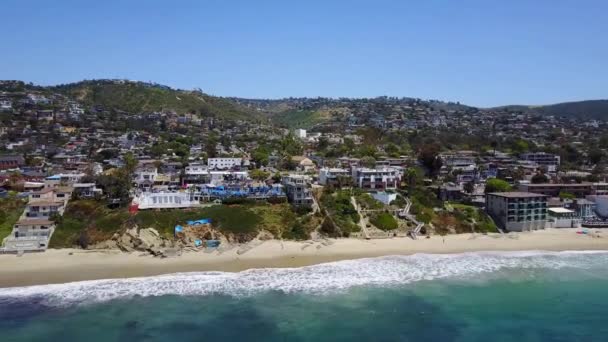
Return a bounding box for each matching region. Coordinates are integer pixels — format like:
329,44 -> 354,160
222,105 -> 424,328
433,205 -> 497,234
134,205 -> 263,242
274,110 -> 326,129
51,200 -> 126,248
0,195 -> 26,241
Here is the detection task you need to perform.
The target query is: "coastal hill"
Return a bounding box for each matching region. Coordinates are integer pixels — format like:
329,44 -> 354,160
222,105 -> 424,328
2,79 -> 607,123
491,100 -> 608,120
51,80 -> 260,121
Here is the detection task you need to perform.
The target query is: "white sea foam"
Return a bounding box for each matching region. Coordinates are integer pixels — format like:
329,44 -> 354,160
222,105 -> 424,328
1,250 -> 607,306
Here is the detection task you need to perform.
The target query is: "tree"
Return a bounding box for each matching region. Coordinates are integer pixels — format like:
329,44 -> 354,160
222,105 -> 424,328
250,169 -> 270,182
122,152 -> 137,177
405,167 -> 424,188
418,143 -> 443,177
463,181 -> 475,194
317,137 -> 329,151
484,178 -> 512,193
360,156 -> 376,168
384,143 -> 400,157
252,147 -> 270,167
589,148 -> 605,165
511,139 -> 530,155
531,172 -> 549,184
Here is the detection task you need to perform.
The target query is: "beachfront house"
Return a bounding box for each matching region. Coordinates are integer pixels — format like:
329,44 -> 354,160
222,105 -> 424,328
133,191 -> 200,210
546,208 -> 581,228
351,167 -> 400,191
2,218 -> 55,252
282,174 -> 314,206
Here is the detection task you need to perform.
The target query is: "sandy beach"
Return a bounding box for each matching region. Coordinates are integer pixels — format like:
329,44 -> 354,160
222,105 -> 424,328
0,228 -> 606,288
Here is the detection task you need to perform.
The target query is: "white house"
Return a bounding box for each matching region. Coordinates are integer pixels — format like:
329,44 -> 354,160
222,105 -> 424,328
207,158 -> 242,170
295,129 -> 307,139
133,191 -> 200,210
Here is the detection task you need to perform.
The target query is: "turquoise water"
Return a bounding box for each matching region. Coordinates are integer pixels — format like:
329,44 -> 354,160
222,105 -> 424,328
1,251 -> 608,341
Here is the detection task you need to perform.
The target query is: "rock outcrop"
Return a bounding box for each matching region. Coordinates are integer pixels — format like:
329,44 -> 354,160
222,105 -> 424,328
91,226 -> 181,258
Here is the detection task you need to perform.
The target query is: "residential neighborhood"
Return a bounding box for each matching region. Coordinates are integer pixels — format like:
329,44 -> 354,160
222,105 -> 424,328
1,79 -> 608,254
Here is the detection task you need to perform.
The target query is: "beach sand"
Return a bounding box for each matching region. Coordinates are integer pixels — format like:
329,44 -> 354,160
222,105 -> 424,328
1,228 -> 606,288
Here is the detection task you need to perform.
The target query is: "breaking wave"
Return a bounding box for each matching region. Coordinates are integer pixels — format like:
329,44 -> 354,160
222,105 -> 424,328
1,250 -> 607,306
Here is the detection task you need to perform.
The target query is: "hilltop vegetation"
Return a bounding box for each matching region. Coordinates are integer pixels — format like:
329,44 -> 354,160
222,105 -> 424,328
51,80 -> 258,120
494,100 -> 608,120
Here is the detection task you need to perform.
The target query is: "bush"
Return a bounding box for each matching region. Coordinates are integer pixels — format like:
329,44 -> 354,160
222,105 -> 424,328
267,197 -> 287,204
222,197 -> 256,205
292,205 -> 312,216
370,212 -> 398,231
485,178 -> 512,193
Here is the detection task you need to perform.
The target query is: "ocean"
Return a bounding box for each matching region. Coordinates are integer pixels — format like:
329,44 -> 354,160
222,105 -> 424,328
1,251 -> 607,341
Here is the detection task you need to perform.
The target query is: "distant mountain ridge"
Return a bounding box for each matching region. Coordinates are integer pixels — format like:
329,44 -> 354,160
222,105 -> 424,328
491,100 -> 608,119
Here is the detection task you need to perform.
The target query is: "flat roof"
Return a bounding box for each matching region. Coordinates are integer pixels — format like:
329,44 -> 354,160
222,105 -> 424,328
487,192 -> 548,198
523,183 -> 592,187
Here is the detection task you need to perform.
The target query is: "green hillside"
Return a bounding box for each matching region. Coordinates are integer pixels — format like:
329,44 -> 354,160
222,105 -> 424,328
52,80 -> 257,120
274,109 -> 327,129
493,100 -> 608,119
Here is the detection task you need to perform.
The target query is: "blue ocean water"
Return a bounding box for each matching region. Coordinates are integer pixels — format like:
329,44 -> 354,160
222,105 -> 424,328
1,251 -> 608,341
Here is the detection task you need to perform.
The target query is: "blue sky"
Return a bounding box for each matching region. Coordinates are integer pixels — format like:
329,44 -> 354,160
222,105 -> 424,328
1,0 -> 606,107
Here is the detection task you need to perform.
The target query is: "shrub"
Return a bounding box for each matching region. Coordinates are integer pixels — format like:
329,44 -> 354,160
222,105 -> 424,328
370,212 -> 398,231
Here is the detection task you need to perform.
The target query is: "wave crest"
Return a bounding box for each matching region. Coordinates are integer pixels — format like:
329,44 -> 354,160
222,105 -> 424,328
1,250 -> 607,306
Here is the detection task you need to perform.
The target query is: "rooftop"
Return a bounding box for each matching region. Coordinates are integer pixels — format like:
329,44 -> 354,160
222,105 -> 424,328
487,192 -> 548,198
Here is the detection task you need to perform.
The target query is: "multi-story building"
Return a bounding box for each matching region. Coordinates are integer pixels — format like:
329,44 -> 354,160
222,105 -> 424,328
520,152 -> 560,167
486,192 -> 548,232
282,174 -> 314,206
2,219 -> 55,252
184,163 -> 211,184
518,183 -> 594,198
318,168 -> 351,187
0,155 -> 25,170
351,167 -> 400,191
569,199 -> 596,219
207,158 -> 242,170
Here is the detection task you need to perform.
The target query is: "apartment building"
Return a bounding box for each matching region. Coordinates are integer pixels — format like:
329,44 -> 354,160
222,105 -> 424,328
518,183 -> 593,197
520,152 -> 560,167
0,155 -> 25,170
208,158 -> 242,170
351,167 -> 400,191
282,174 -> 314,206
486,192 -> 548,232
318,168 -> 351,187
184,163 -> 211,184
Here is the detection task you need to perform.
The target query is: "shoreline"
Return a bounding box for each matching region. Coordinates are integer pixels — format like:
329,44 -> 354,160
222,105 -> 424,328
0,228 -> 607,288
